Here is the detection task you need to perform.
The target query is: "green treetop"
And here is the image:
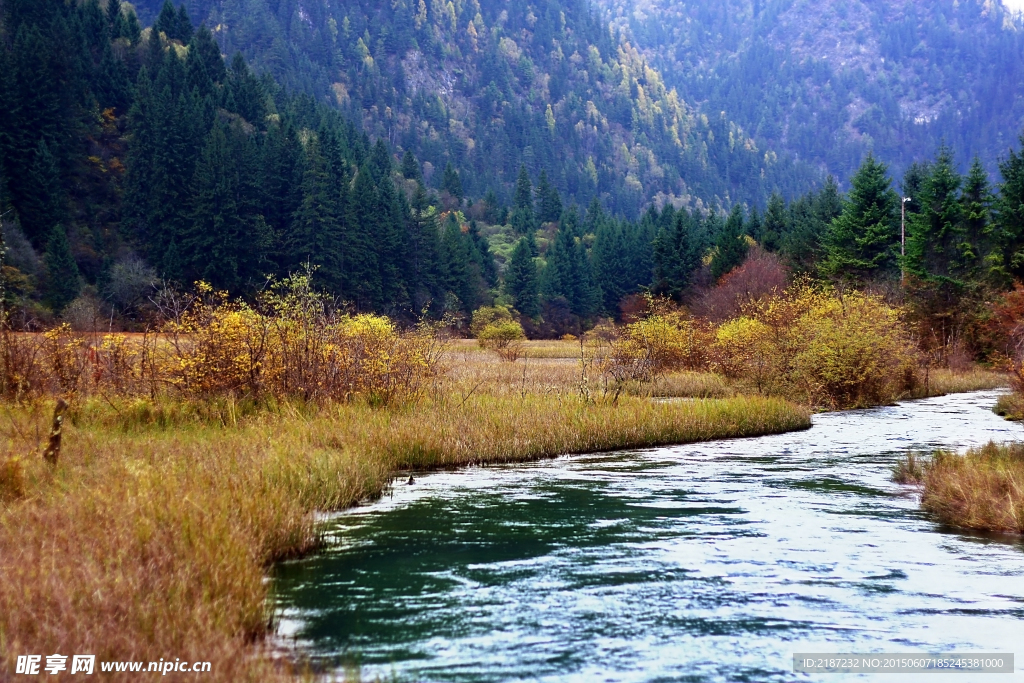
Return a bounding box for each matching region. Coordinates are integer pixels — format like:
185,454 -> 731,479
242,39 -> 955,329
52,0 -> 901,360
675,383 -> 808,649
994,131 -> 1024,283
905,145 -> 966,285
711,204 -> 749,280
504,236 -> 540,318
820,154 -> 899,281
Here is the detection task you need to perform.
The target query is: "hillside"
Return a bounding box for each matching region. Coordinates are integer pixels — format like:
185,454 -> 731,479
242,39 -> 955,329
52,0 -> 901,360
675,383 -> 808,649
595,0 -> 1024,184
125,0 -> 818,215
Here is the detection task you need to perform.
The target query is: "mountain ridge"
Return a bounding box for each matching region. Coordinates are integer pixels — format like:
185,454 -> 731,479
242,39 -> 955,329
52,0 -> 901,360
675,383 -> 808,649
595,0 -> 1024,185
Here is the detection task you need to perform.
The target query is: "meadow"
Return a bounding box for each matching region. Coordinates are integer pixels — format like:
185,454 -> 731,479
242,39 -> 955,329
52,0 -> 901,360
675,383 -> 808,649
0,279 -> 1011,681
0,356 -> 810,679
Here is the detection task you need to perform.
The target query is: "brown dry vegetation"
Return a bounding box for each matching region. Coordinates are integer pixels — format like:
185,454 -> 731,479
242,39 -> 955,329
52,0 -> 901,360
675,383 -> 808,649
0,278 -> 1010,681
915,443 -> 1024,533
0,281 -> 816,681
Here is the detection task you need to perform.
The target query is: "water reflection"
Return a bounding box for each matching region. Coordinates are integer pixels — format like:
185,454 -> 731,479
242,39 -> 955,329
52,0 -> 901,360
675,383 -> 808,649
272,392 -> 1024,681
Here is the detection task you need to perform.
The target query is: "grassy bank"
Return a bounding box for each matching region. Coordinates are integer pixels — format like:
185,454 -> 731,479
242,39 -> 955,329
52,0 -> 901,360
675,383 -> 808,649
0,392 -> 809,682
896,443 -> 1024,534
907,368 -> 1010,399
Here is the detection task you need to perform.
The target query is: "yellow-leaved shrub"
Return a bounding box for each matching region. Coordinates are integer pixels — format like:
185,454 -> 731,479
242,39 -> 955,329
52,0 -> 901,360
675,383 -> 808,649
714,286 -> 920,408
604,309 -> 715,384
605,286 -> 919,409
0,275 -> 443,406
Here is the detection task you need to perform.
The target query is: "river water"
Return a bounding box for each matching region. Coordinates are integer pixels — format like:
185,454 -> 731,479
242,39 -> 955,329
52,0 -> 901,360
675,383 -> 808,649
271,391 -> 1024,681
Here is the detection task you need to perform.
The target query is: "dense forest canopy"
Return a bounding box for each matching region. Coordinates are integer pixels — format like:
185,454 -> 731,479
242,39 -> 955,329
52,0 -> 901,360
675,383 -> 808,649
122,0 -> 817,215
1,0 -> 1024,357
596,0 -> 1024,185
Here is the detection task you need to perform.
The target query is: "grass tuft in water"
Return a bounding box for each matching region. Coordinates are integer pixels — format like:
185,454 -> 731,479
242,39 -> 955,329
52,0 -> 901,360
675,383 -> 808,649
895,442 -> 1024,534
892,452 -> 927,485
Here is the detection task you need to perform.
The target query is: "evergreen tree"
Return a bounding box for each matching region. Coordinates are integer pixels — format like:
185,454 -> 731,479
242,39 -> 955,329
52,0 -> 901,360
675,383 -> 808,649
591,215 -> 625,314
189,25 -> 226,86
468,220 -> 498,287
345,164 -> 383,308
176,5 -> 194,44
961,156 -> 995,283
407,184 -> 443,310
905,146 -> 966,285
536,169 -> 563,224
374,160 -> 411,309
439,213 -> 485,315
257,120 -> 301,270
183,122 -> 270,291
510,164 -> 535,235
820,154 -> 900,281
401,149 -> 422,181
441,161 -> 463,202
504,236 -> 540,317
20,139 -> 65,248
711,205 -> 749,280
226,53 -> 265,125
994,131 -> 1024,283
107,0 -> 129,39
44,224 -> 81,312
782,176 -> 841,274
652,208 -> 703,298
746,206 -> 763,249
155,1 -> 179,39
542,208 -> 597,317
760,193 -> 787,252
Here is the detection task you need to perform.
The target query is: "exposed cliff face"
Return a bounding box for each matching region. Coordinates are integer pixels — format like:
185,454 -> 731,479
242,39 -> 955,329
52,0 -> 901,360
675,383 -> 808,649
596,0 -> 1024,183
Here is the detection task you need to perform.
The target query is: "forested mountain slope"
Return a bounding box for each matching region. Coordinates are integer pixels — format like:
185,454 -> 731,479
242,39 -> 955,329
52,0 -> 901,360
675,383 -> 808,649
595,0 -> 1024,184
125,0 -> 816,215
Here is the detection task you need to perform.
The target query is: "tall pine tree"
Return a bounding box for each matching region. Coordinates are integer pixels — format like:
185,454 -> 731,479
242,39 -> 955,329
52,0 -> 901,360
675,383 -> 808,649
820,154 -> 899,281
504,236 -> 540,317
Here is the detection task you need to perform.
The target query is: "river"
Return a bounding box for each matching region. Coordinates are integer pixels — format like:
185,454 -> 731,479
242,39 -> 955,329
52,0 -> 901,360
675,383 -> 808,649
271,391 -> 1024,681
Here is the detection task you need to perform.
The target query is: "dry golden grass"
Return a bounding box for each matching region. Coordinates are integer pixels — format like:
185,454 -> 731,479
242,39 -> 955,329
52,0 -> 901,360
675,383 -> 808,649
450,338 -> 583,359
908,368 -> 1010,399
920,443 -> 1024,533
995,392 -> 1024,420
0,353 -> 811,681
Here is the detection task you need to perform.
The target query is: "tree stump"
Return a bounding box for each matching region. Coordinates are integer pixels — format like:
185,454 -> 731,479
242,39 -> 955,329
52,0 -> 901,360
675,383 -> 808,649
42,398 -> 69,466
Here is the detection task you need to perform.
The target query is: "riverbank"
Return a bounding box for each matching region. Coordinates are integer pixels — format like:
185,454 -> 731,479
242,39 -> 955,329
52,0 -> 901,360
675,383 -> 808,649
0,327 -> 1009,681
271,390 -> 1024,682
0,390 -> 809,682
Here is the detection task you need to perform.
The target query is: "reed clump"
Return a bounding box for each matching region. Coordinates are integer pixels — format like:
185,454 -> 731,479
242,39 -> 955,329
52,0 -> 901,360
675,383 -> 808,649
916,443 -> 1024,533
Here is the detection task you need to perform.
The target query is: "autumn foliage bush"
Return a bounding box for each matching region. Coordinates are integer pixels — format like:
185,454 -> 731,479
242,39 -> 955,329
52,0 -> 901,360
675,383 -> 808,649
0,274 -> 444,406
605,286 -> 920,409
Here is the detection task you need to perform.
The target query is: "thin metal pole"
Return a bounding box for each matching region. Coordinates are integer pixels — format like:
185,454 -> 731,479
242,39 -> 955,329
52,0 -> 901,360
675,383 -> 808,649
900,197 -> 910,285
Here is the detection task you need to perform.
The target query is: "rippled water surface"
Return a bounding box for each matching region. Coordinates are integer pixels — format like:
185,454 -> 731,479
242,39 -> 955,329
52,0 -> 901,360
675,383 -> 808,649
272,392 -> 1024,681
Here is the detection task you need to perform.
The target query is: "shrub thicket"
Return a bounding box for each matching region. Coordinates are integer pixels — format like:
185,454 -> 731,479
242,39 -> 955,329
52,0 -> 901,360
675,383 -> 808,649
603,286 -> 920,409
0,274 -> 444,406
